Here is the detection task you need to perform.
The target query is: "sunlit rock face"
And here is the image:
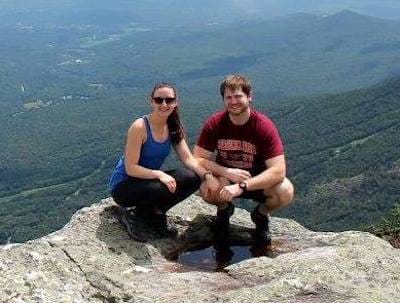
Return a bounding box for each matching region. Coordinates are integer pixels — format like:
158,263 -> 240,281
1,196 -> 400,302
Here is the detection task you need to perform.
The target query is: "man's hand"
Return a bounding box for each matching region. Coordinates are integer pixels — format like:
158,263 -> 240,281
219,184 -> 243,202
225,168 -> 251,183
200,176 -> 230,205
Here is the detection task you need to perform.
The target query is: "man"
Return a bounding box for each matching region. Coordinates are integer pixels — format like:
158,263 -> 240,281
193,74 -> 294,248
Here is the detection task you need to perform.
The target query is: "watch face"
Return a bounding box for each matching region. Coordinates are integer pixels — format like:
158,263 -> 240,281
239,182 -> 246,190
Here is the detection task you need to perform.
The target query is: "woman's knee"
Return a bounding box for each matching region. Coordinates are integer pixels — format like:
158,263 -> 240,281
175,167 -> 201,188
111,191 -> 131,208
112,179 -> 168,207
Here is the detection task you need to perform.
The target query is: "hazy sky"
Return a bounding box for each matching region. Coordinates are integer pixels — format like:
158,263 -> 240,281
0,0 -> 399,21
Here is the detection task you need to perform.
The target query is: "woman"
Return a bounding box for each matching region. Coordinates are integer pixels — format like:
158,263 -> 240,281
109,83 -> 215,241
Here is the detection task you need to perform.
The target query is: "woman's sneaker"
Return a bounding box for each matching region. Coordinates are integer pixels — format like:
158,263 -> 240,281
115,207 -> 148,242
116,207 -> 177,241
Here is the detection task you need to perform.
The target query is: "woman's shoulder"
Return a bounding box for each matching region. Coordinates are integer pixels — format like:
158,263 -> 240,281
128,117 -> 147,136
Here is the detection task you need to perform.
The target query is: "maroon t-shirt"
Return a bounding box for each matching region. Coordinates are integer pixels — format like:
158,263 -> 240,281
197,110 -> 284,173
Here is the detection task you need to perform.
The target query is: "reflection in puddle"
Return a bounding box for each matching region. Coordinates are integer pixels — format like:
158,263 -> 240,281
176,243 -> 277,272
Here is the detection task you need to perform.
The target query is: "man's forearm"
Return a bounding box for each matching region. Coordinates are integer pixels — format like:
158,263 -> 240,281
245,166 -> 285,191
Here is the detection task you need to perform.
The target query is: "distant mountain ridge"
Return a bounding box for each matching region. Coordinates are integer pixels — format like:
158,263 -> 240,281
2,1 -> 400,21
1,9 -> 400,114
173,10 -> 400,100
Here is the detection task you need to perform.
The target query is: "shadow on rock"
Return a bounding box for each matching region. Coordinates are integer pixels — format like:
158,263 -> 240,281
95,203 -> 277,272
95,204 -> 153,267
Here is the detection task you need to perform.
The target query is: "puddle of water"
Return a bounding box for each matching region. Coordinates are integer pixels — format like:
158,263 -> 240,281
176,244 -> 276,272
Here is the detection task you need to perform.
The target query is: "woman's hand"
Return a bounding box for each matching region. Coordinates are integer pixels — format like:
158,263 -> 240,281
225,168 -> 251,183
156,171 -> 177,193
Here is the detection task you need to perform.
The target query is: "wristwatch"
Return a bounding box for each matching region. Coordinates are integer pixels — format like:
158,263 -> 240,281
239,181 -> 247,192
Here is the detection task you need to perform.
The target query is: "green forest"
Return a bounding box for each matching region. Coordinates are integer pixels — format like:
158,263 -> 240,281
1,9 -> 400,243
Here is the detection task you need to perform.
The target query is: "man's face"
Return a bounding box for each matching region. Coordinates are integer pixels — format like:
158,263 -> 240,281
223,88 -> 252,116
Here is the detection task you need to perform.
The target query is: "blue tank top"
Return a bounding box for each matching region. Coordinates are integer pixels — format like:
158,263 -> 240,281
109,115 -> 171,191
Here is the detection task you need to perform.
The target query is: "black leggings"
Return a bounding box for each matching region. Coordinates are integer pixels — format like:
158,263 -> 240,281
111,167 -> 201,213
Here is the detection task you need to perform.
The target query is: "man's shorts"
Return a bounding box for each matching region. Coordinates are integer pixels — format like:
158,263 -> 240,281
239,189 -> 266,203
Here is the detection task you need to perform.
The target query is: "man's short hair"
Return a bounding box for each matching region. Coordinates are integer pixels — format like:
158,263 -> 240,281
220,74 -> 252,97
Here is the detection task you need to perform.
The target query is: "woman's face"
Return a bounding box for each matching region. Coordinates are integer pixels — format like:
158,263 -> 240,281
151,86 -> 178,117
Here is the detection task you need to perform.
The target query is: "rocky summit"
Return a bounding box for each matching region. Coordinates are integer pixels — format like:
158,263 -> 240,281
1,196 -> 400,303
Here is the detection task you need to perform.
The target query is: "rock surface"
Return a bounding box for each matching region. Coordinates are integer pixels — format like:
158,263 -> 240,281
1,196 -> 400,302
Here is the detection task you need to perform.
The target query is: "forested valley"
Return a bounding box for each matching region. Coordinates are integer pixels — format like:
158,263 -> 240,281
1,4 -> 400,243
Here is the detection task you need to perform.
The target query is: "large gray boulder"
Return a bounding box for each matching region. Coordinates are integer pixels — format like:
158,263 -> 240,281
1,196 -> 399,302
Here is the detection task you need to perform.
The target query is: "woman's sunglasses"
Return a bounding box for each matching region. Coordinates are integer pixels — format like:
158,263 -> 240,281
153,97 -> 176,105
